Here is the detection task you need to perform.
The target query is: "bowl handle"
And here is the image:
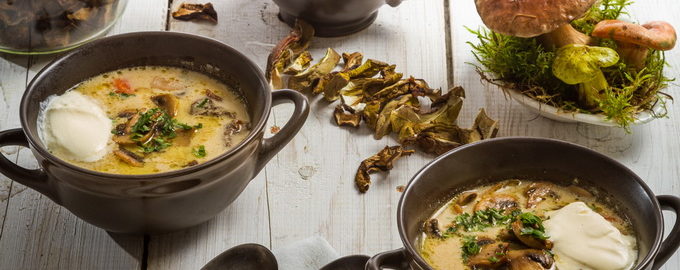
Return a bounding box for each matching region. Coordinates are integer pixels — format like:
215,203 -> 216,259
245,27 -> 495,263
386,0 -> 403,7
0,128 -> 55,201
366,248 -> 409,270
255,89 -> 310,173
653,195 -> 680,270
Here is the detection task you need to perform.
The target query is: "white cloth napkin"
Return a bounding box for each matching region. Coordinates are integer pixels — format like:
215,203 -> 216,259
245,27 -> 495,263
272,236 -> 339,270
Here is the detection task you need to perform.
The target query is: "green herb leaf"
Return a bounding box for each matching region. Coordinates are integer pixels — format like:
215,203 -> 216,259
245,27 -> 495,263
197,98 -> 209,108
192,145 -> 207,158
461,236 -> 481,259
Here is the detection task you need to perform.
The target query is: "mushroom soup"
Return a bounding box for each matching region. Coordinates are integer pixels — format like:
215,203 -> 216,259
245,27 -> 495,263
37,66 -> 250,175
419,179 -> 637,270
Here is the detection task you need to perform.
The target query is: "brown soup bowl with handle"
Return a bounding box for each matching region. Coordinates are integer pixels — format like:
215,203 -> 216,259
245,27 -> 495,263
273,0 -> 403,37
0,32 -> 310,234
366,137 -> 680,270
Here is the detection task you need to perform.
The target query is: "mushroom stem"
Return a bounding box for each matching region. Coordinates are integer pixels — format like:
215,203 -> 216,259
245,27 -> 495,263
539,24 -> 592,50
578,71 -> 608,108
616,42 -> 649,70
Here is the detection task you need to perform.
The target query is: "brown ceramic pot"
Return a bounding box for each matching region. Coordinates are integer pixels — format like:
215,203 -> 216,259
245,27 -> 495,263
0,32 -> 310,234
273,0 -> 403,37
366,137 -> 680,270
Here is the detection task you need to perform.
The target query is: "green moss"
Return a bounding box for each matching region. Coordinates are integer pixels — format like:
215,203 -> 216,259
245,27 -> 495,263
468,0 -> 671,130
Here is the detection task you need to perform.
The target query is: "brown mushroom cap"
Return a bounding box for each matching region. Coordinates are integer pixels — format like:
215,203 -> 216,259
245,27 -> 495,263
474,0 -> 597,38
592,20 -> 677,51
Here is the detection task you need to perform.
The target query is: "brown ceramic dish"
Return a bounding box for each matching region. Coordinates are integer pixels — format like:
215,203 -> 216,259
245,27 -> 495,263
0,32 -> 310,234
273,0 -> 402,37
366,137 -> 680,270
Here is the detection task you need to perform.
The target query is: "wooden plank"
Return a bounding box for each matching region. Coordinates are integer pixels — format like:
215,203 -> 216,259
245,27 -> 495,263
264,0 -> 447,257
0,1 -> 167,269
450,0 -> 680,269
263,0 -> 447,257
145,1 -> 272,269
0,54 -> 29,240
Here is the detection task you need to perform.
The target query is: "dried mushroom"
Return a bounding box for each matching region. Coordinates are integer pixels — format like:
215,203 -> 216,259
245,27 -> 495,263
171,3 -> 218,23
283,51 -> 313,75
288,48 -> 341,92
333,104 -> 361,128
266,20 -> 314,89
355,146 -> 415,193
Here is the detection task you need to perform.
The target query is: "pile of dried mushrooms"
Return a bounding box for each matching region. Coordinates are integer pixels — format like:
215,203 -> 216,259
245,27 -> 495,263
266,21 -> 500,193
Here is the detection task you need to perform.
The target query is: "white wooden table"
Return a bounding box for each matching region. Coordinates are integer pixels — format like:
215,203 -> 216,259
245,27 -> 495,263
1,0 -> 679,269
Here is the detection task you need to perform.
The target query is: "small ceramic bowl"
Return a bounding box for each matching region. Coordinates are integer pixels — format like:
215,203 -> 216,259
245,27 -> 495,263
367,137 -> 680,270
0,32 -> 310,234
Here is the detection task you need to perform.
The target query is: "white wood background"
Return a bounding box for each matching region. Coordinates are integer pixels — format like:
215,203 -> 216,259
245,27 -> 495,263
0,0 -> 678,269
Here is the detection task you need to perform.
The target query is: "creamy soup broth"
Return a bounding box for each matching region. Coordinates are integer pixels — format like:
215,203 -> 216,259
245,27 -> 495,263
39,66 -> 250,175
419,179 -> 636,270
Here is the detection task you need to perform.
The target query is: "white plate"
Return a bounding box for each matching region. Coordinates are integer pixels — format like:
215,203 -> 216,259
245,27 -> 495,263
505,87 -> 666,127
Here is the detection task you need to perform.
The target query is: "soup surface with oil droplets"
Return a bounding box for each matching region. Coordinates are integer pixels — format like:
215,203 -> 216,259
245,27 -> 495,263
38,66 -> 250,175
419,179 -> 637,270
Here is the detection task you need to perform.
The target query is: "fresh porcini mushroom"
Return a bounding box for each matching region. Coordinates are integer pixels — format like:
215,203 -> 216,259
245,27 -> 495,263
151,94 -> 179,117
113,148 -> 144,167
468,240 -> 509,268
525,182 -> 558,208
474,194 -> 519,212
552,44 -> 620,108
473,0 -> 595,49
592,20 -> 677,70
507,249 -> 554,270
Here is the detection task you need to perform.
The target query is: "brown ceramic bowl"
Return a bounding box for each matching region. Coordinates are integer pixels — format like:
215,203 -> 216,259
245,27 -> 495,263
366,137 -> 680,270
273,0 -> 403,37
0,32 -> 310,234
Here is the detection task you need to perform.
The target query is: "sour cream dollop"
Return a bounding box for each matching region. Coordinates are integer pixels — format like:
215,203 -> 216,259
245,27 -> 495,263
544,202 -> 637,270
38,91 -> 112,162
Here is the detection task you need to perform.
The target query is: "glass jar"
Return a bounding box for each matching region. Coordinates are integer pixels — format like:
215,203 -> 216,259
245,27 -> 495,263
0,0 -> 128,55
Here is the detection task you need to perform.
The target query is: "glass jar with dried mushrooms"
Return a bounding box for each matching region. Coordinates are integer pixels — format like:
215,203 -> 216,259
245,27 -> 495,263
0,0 -> 128,54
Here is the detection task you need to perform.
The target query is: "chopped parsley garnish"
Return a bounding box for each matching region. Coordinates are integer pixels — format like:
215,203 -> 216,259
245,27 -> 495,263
192,145 -> 207,158
518,212 -> 549,240
488,256 -> 499,263
108,91 -> 135,98
124,108 -> 198,154
197,98 -> 209,108
454,208 -> 520,232
461,236 -> 481,259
